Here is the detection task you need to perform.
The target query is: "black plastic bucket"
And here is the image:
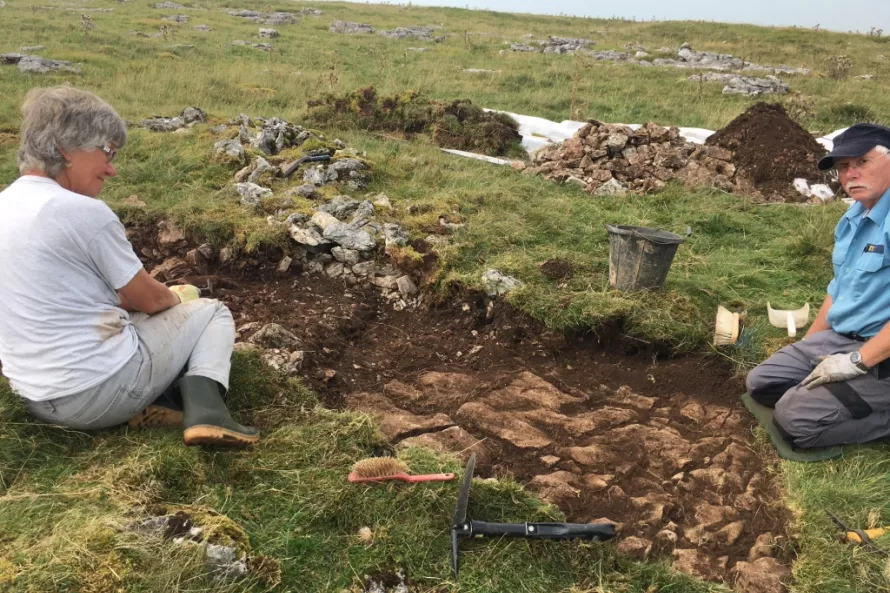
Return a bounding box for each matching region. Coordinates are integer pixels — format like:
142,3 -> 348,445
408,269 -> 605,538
604,224 -> 687,290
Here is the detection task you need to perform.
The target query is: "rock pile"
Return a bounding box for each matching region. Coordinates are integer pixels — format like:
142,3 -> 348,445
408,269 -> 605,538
232,39 -> 274,51
510,41 -> 810,76
141,106 -> 207,132
507,36 -> 595,54
1,52 -> 80,73
689,73 -> 789,96
540,36 -> 596,54
525,102 -> 830,203
226,9 -> 298,25
329,21 -> 444,41
524,120 -> 703,195
378,26 -> 444,42
329,20 -> 374,34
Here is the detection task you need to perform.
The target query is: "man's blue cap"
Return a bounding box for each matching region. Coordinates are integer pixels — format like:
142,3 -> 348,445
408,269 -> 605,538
818,123 -> 890,170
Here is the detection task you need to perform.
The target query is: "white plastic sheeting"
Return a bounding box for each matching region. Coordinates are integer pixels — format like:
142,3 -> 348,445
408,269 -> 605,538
488,109 -> 844,154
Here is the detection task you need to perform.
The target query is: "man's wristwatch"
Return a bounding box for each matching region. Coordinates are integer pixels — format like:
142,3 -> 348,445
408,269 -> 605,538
850,351 -> 870,372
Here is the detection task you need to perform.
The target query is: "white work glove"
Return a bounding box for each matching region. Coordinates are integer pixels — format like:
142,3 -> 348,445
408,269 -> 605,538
801,353 -> 867,389
170,284 -> 200,304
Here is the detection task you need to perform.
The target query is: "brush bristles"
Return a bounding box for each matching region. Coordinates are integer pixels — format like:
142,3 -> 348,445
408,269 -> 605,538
351,457 -> 408,478
714,306 -> 740,346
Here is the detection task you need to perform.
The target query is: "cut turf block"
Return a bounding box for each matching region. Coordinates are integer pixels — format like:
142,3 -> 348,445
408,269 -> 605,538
741,393 -> 843,462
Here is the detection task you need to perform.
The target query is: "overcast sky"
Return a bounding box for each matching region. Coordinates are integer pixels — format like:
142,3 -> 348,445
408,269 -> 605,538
397,0 -> 889,32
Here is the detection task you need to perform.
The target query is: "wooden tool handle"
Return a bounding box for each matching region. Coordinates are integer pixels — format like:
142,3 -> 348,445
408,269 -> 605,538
404,473 -> 455,482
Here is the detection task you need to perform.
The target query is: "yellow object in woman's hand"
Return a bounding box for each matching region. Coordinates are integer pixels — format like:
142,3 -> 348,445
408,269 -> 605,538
170,284 -> 200,304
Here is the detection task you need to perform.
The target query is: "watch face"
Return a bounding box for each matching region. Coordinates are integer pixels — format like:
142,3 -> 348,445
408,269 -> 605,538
851,351 -> 862,364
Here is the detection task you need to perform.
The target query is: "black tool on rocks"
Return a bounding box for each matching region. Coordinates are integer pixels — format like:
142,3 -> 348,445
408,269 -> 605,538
450,453 -> 617,578
282,153 -> 332,178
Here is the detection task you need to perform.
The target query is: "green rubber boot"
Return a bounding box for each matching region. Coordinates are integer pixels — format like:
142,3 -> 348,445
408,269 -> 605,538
179,376 -> 260,447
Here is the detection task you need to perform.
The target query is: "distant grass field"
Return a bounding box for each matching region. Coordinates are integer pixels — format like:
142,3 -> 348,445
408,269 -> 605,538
2,1 -> 890,591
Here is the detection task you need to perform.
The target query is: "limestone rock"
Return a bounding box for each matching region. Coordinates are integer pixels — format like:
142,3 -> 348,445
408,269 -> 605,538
204,543 -> 248,583
330,20 -> 375,34
529,471 -> 583,507
456,402 -> 551,449
481,269 -> 523,296
318,195 -> 360,218
185,248 -> 210,275
397,426 -> 491,466
346,393 -> 454,441
249,323 -> 301,349
214,139 -> 245,162
149,257 -> 189,282
748,533 -> 776,562
234,182 -> 272,207
157,220 -> 186,251
322,221 -> 376,252
289,224 -> 332,248
396,275 -> 418,298
617,536 -> 652,560
565,443 -> 613,467
384,223 -> 409,247
331,247 -> 360,265
18,56 -> 80,74
287,183 -> 319,199
731,557 -> 790,593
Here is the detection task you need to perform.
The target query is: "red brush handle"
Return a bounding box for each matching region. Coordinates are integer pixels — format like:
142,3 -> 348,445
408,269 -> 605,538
402,472 -> 455,482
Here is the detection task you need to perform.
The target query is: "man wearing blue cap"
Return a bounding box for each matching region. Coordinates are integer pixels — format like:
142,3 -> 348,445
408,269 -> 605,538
747,123 -> 890,448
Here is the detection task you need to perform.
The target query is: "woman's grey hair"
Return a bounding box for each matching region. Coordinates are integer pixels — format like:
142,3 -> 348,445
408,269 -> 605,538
876,145 -> 889,156
17,86 -> 127,177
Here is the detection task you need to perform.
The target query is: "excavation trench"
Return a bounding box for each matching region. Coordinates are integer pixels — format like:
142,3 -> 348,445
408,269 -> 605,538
152,254 -> 790,586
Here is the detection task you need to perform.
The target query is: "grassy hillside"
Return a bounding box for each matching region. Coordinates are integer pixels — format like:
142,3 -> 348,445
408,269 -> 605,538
2,1 -> 890,591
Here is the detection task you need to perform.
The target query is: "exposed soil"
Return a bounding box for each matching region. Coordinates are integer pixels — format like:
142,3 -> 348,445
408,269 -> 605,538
707,103 -> 829,203
129,226 -> 792,588
166,267 -> 790,586
540,258 -> 574,281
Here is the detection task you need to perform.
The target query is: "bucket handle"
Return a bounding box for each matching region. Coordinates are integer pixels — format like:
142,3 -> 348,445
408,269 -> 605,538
605,224 -> 692,245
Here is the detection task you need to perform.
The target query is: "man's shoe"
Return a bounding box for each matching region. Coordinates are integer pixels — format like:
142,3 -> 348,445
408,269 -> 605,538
128,405 -> 185,429
178,375 -> 260,447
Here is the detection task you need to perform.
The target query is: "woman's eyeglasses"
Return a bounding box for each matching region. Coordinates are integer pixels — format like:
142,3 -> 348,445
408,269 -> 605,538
98,145 -> 117,162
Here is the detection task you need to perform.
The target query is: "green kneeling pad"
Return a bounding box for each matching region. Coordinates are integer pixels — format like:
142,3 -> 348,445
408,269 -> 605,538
741,393 -> 843,462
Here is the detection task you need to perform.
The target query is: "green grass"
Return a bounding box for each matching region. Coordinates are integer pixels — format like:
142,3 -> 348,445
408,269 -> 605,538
2,0 -> 890,590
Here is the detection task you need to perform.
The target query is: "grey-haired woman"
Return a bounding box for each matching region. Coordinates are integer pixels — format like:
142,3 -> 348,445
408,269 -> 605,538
0,86 -> 258,447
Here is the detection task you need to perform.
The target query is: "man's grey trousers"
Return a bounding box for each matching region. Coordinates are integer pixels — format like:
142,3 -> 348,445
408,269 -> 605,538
746,329 -> 890,448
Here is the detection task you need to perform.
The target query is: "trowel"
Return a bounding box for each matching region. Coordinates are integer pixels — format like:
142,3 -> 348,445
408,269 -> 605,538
767,302 -> 810,337
450,453 -> 616,579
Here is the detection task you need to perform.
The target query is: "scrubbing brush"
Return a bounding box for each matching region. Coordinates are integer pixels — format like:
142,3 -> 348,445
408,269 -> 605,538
348,457 -> 455,484
713,305 -> 741,346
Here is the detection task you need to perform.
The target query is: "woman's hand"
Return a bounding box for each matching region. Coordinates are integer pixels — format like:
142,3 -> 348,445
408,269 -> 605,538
170,284 -> 200,304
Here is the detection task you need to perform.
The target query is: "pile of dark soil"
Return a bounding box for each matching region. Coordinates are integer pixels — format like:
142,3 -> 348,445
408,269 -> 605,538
707,103 -> 828,203
306,86 -> 524,157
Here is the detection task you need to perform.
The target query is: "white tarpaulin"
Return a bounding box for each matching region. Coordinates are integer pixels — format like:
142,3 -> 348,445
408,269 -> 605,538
487,109 -> 844,154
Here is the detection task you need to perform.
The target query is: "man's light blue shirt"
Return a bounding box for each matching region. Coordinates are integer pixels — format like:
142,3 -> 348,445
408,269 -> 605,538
827,187 -> 890,337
